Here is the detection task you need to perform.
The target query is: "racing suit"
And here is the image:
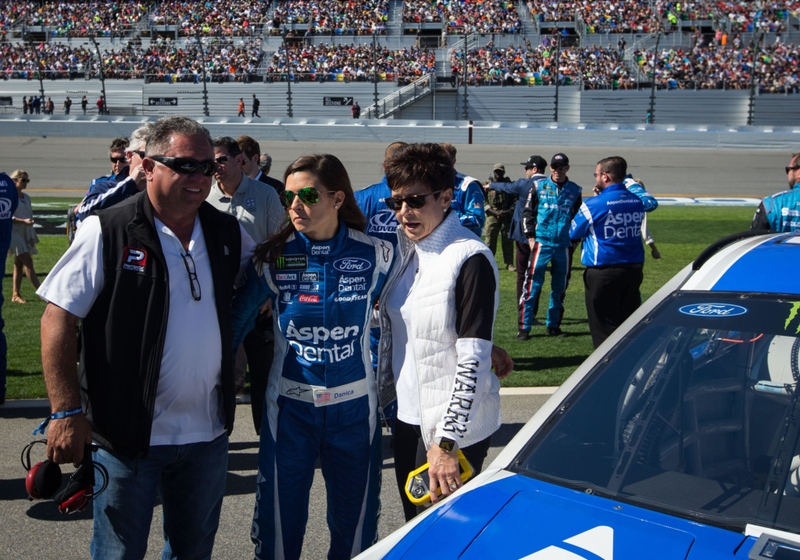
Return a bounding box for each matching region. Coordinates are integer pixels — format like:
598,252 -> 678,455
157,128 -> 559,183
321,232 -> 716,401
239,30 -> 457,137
232,223 -> 393,560
570,183 -> 645,348
519,177 -> 582,331
488,173 -> 547,309
355,177 -> 399,394
0,172 -> 19,403
751,182 -> 800,232
453,172 -> 485,237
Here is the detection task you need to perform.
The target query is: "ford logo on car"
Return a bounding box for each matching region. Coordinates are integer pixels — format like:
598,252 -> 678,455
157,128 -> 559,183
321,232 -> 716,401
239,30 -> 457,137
333,258 -> 371,272
678,303 -> 748,317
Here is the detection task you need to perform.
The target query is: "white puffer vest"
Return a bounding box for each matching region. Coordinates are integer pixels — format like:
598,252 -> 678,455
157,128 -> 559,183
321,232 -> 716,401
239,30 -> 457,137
378,211 -> 501,450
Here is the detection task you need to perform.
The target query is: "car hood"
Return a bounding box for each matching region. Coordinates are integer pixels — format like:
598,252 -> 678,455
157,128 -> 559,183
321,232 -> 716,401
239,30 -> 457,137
380,474 -> 748,560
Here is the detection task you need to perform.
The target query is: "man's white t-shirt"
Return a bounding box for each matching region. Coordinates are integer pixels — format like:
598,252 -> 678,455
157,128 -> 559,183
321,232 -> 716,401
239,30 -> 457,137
37,214 -> 255,446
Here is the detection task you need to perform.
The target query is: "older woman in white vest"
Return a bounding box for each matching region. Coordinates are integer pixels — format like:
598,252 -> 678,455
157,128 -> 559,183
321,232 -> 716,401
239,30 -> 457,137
377,143 -> 502,521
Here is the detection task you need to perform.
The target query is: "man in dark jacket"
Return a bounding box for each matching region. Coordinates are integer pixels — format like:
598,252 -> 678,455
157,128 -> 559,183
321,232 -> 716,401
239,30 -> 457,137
38,116 -> 254,560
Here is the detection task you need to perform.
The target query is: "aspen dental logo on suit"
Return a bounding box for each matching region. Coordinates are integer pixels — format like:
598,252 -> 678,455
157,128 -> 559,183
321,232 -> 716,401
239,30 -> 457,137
285,320 -> 360,363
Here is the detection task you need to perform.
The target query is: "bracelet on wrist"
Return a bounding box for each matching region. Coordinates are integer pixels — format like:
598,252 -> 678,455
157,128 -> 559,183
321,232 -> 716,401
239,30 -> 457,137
33,407 -> 83,435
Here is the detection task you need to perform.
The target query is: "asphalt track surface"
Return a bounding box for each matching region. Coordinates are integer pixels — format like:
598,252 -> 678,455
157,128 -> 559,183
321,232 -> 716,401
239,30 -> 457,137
1,395 -> 550,559
0,135 -> 795,198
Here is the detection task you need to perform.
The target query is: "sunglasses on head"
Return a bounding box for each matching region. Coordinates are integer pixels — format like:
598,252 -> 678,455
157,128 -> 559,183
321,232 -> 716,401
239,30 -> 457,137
384,192 -> 437,211
110,157 -> 127,164
281,187 -> 337,207
149,156 -> 218,177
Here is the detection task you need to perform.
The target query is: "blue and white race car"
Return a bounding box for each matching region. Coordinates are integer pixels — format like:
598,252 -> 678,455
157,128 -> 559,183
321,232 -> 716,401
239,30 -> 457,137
357,230 -> 800,560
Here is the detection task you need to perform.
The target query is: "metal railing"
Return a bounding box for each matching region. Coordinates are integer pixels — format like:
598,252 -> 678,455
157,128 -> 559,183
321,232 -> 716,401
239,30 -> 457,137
363,72 -> 433,118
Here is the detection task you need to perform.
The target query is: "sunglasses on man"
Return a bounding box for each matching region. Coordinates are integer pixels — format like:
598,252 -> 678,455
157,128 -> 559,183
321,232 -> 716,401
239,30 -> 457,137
787,165 -> 800,174
110,157 -> 128,164
280,187 -> 337,207
149,156 -> 218,177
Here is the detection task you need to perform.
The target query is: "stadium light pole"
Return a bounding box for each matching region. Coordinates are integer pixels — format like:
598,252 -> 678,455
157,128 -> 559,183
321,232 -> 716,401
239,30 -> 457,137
89,36 -> 108,115
285,33 -> 293,117
648,29 -> 661,124
554,33 -> 561,122
194,31 -> 210,117
747,31 -> 761,126
32,43 -> 46,105
462,32 -> 468,121
372,32 -> 379,112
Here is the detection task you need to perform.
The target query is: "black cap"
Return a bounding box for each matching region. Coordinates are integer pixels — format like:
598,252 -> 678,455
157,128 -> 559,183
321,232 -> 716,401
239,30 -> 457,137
521,155 -> 547,170
551,153 -> 569,167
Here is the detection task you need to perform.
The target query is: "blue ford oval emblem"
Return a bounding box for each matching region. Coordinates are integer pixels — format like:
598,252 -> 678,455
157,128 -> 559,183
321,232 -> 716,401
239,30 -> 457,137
333,257 -> 371,272
678,303 -> 748,317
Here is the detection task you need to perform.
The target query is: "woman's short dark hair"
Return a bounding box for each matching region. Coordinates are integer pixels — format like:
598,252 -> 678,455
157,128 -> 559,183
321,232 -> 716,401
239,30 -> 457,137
254,154 -> 365,264
384,143 -> 455,194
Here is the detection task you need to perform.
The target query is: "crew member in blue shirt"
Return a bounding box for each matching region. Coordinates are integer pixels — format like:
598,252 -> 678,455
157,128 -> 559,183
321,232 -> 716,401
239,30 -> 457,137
518,153 -> 582,340
570,156 -> 647,348
0,172 -> 19,404
354,142 -> 406,247
751,152 -> 800,232
440,142 -> 485,237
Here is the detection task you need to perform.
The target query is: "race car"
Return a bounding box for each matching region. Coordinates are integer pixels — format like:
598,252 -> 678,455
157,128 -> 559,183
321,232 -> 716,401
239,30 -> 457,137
356,230 -> 800,560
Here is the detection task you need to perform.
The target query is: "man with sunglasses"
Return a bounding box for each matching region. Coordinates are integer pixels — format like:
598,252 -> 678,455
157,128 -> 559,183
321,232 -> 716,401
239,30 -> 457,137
38,116 -> 255,560
751,152 -> 800,232
207,137 -> 284,431
518,153 -> 582,340
75,124 -> 154,226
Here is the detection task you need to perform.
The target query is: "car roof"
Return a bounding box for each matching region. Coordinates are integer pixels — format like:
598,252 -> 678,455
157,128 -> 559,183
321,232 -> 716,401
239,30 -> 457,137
682,232 -> 800,295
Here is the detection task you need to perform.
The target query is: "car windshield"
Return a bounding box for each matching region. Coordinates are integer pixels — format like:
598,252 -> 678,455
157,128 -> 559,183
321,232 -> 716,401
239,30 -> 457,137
514,292 -> 800,535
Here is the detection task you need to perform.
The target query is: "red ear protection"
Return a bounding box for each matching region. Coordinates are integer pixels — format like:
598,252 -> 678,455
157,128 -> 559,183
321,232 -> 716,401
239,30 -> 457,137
21,441 -> 108,514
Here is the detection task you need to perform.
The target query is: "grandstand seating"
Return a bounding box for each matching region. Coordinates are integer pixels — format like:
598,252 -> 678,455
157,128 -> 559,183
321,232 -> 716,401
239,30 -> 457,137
0,0 -> 798,96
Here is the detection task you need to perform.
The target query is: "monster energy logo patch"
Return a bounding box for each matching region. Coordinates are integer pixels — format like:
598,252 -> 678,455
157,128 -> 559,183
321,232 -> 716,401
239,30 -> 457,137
275,255 -> 308,270
786,301 -> 800,334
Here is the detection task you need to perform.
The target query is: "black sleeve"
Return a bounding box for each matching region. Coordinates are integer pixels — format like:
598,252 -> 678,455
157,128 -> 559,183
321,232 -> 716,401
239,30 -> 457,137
750,201 -> 772,231
455,253 -> 496,341
521,184 -> 539,238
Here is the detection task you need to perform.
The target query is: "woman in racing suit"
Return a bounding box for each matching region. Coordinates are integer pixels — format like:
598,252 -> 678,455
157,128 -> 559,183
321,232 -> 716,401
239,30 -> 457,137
232,154 -> 393,560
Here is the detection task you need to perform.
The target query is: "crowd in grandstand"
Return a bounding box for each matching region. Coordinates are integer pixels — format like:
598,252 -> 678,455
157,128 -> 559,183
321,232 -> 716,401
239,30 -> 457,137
149,0 -> 270,37
272,0 -> 388,35
1,42 -> 94,79
403,0 -> 522,35
6,0 -> 150,37
635,41 -> 799,92
269,42 -> 434,84
451,43 -> 636,88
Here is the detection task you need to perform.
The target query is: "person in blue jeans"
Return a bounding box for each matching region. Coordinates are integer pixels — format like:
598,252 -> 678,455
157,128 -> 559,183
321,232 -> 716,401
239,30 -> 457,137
518,153 -> 582,340
36,117 -> 252,559
0,172 -> 20,405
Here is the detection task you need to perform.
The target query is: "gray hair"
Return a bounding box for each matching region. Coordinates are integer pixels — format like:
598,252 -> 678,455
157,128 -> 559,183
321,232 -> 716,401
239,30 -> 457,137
146,116 -> 212,157
259,153 -> 272,173
128,122 -> 154,151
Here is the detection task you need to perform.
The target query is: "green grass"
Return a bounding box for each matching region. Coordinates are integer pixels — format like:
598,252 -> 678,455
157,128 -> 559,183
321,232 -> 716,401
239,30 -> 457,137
2,204 -> 755,399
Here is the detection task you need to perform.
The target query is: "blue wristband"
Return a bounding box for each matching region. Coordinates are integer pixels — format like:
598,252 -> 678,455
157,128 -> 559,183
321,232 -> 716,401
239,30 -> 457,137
50,407 -> 83,420
33,407 -> 83,435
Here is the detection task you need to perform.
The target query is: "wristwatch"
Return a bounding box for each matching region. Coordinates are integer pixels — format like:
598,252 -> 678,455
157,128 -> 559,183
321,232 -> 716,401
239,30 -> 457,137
434,436 -> 457,452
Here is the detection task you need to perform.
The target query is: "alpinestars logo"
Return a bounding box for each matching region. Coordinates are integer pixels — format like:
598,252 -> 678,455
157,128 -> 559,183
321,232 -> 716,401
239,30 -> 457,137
122,247 -> 147,273
520,526 -> 614,560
